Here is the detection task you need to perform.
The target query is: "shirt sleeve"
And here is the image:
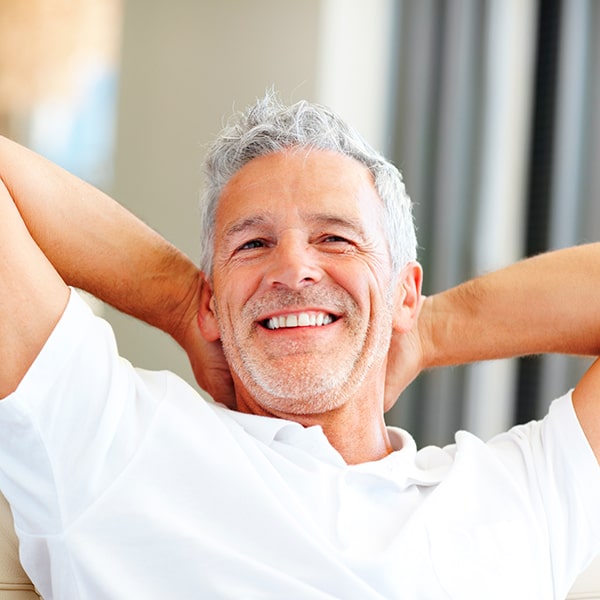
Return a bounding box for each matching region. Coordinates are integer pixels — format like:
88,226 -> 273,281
0,289 -> 167,535
490,392 -> 600,596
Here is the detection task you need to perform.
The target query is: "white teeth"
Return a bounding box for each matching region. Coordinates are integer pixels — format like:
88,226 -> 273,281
265,312 -> 334,330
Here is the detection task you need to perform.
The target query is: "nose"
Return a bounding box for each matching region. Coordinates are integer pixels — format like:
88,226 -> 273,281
265,232 -> 323,290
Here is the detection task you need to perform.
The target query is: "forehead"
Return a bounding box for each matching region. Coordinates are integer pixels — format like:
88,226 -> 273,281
215,149 -> 384,231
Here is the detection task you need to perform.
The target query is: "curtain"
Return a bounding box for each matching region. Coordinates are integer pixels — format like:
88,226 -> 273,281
385,0 -> 600,447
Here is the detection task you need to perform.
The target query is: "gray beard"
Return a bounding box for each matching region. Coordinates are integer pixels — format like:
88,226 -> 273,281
215,286 -> 393,415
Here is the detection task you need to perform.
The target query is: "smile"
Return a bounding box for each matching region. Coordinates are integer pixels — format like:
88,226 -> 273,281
263,312 -> 336,330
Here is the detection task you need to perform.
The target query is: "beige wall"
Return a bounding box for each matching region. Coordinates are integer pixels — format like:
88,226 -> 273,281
108,0 -> 395,391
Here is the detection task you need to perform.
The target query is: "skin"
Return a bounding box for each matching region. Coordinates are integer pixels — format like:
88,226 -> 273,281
198,148 -> 422,464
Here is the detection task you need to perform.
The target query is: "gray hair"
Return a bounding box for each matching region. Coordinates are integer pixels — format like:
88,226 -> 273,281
199,91 -> 417,276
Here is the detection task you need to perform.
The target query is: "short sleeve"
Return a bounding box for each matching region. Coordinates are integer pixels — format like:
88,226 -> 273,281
0,289 -> 166,535
489,392 -> 600,596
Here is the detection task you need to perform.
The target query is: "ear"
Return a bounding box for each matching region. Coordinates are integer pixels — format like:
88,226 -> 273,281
392,262 -> 423,333
197,275 -> 221,342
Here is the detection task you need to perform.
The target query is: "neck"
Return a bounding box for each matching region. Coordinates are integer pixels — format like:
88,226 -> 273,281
314,410 -> 394,464
235,387 -> 394,464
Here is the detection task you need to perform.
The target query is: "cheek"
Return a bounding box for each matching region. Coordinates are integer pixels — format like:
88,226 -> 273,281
212,280 -> 261,342
214,269 -> 258,308
350,256 -> 392,293
327,258 -> 391,309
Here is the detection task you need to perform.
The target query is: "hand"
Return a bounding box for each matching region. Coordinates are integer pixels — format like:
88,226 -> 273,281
384,295 -> 429,412
171,273 -> 236,409
185,320 -> 236,409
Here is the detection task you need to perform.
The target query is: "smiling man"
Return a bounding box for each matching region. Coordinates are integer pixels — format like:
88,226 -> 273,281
0,93 -> 599,598
200,148 -> 421,463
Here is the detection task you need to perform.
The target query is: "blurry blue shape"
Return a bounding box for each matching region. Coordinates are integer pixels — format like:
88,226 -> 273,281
29,64 -> 119,189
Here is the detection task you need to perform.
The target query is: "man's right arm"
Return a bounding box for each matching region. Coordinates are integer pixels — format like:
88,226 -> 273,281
0,136 -> 233,404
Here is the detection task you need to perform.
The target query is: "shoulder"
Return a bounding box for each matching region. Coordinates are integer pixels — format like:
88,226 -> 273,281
423,396 -> 600,596
3,289 -> 115,408
476,392 -> 600,502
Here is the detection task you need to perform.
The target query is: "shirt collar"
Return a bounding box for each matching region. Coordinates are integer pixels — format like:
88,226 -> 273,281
213,403 -> 452,485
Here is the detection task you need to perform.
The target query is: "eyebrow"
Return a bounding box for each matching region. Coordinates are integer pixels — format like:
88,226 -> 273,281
222,212 -> 366,240
306,213 -> 366,236
223,215 -> 271,240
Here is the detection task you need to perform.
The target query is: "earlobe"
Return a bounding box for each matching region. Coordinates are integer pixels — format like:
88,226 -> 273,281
197,276 -> 221,342
392,262 -> 423,333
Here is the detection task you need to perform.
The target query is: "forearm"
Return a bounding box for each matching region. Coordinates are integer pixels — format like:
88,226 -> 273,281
423,244 -> 600,369
0,135 -> 199,343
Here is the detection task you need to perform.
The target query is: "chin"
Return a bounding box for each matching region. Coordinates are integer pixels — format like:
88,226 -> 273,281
240,368 -> 359,417
264,393 -> 346,417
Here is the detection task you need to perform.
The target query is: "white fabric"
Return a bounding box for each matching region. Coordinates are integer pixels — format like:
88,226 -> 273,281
0,290 -> 599,599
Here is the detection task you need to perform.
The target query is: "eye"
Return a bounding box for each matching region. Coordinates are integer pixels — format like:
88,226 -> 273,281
322,234 -> 351,244
237,239 -> 266,251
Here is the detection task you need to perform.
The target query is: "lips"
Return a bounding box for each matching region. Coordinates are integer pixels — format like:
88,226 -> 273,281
262,311 -> 336,330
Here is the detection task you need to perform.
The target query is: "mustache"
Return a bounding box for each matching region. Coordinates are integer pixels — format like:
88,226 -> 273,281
241,287 -> 358,320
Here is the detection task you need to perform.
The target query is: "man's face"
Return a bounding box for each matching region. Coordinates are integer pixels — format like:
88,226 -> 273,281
206,148 -> 399,417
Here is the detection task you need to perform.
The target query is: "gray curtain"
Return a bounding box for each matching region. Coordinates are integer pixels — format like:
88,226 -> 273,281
385,0 -> 600,447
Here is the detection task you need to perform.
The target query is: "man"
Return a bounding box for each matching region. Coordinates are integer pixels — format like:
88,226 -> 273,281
0,93 -> 599,598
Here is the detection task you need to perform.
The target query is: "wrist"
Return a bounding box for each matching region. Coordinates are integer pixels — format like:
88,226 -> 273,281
156,263 -> 204,348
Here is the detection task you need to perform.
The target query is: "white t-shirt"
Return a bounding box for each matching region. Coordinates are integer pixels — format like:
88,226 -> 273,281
0,290 -> 599,599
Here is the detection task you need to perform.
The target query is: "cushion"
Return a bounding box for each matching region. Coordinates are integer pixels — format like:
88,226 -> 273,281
0,494 -> 40,599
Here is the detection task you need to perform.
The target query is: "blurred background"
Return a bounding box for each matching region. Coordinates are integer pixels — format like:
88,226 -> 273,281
0,0 -> 598,447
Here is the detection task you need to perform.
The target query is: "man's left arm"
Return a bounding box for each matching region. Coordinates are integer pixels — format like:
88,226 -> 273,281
388,243 -> 600,460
